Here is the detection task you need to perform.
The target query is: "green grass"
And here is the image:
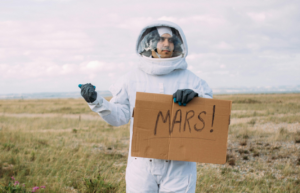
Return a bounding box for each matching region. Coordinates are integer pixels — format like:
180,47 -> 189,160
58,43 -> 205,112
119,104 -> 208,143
0,116 -> 129,192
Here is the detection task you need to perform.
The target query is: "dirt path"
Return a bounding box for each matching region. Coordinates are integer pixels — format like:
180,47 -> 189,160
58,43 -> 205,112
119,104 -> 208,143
1,113 -> 104,121
2,112 -> 299,134
230,112 -> 300,125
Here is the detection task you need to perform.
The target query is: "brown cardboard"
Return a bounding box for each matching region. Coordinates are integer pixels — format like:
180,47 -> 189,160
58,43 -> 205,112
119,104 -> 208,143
131,92 -> 232,164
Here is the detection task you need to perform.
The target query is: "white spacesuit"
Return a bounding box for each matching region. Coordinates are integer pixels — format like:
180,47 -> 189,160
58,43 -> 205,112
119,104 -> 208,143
88,20 -> 212,193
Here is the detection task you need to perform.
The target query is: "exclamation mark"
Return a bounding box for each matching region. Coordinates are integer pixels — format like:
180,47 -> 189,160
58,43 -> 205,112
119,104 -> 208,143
210,105 -> 215,133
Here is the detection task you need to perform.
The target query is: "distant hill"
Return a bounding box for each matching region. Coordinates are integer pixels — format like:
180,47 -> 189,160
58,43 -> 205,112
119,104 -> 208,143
0,85 -> 299,99
0,90 -> 112,100
212,85 -> 300,95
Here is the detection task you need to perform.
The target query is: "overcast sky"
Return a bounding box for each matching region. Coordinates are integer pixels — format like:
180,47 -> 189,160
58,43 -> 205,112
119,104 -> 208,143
0,0 -> 299,94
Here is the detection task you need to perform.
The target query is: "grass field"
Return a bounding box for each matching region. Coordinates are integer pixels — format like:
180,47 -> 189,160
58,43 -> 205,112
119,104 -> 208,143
0,94 -> 300,192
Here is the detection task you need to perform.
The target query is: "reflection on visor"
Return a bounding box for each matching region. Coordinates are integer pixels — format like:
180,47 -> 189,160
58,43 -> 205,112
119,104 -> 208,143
138,27 -> 184,58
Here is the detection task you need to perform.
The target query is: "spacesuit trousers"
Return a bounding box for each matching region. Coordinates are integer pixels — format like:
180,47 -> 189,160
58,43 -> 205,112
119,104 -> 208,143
125,157 -> 197,193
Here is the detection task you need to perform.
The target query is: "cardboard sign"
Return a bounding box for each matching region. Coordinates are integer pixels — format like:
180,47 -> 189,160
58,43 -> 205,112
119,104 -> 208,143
131,92 -> 232,164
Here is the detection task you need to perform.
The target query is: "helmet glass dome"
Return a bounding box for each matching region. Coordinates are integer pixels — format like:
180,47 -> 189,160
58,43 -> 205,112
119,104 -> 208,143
138,26 -> 184,58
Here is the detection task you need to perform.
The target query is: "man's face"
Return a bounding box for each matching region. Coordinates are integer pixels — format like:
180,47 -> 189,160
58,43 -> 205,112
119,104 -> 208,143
156,33 -> 174,58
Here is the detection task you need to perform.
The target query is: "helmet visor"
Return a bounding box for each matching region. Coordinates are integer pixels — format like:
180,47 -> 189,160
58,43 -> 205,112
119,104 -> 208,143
138,27 -> 184,58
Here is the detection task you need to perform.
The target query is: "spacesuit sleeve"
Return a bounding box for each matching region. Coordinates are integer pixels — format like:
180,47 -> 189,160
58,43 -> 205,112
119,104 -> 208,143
193,78 -> 213,99
87,80 -> 130,127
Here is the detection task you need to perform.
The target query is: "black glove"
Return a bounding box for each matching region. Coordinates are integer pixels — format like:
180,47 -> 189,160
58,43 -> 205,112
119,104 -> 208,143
79,83 -> 97,103
173,89 -> 198,106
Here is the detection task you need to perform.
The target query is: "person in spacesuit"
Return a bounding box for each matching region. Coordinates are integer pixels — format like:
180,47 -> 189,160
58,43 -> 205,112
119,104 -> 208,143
79,21 -> 212,193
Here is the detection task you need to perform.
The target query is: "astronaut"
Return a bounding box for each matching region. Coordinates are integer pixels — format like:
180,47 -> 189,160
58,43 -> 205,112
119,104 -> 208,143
79,20 -> 212,193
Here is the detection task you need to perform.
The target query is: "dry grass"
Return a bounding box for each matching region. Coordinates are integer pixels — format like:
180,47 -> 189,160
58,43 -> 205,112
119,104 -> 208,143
1,93 -> 300,192
0,97 -> 112,115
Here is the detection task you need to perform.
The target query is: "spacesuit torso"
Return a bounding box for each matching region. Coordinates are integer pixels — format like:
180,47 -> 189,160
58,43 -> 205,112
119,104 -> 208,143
88,21 -> 212,193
